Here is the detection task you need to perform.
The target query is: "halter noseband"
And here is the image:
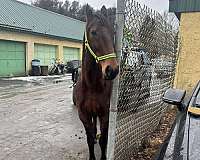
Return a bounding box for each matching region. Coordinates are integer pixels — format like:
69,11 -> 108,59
84,32 -> 116,63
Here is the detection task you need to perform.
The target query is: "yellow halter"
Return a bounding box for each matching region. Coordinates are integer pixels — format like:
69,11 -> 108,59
84,32 -> 116,63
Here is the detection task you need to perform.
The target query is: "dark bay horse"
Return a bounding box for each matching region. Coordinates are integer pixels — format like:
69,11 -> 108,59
73,5 -> 119,160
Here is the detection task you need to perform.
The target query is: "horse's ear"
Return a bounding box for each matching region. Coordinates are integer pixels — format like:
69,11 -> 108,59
86,4 -> 93,21
101,5 -> 108,17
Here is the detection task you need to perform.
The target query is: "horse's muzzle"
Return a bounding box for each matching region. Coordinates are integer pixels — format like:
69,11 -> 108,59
104,65 -> 119,80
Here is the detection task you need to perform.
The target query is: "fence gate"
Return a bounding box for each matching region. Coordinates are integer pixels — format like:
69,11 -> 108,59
107,0 -> 178,159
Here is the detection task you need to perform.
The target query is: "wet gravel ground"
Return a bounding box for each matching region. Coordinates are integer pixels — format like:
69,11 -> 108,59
0,76 -> 100,160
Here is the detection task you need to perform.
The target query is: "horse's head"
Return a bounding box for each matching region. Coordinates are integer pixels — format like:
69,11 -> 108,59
85,5 -> 119,80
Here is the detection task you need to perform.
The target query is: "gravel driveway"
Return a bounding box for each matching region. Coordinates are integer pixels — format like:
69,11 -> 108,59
0,76 -> 100,160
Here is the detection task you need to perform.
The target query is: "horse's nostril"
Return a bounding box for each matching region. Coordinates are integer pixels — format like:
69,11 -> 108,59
105,65 -> 119,80
105,65 -> 113,77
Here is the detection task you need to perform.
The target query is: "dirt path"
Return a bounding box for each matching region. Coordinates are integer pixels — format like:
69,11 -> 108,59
0,78 -> 100,160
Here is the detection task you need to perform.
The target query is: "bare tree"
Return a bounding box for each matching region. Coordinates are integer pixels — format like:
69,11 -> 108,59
32,0 -> 61,13
32,0 -> 116,22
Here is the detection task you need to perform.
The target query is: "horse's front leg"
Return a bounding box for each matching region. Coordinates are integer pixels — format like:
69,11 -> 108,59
93,115 -> 97,144
79,111 -> 96,160
86,127 -> 96,160
99,114 -> 109,160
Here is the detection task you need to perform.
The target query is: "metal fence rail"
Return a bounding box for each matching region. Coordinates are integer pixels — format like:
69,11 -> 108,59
107,0 -> 178,159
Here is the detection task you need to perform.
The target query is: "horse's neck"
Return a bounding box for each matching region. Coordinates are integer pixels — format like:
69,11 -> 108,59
81,50 -> 104,90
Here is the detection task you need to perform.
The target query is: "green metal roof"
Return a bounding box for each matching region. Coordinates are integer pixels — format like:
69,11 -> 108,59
169,0 -> 200,13
0,0 -> 85,41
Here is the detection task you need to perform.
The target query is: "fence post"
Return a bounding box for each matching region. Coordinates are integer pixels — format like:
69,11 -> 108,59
107,0 -> 125,159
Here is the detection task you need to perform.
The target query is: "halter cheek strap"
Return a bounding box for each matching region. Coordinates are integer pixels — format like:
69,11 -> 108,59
84,32 -> 116,63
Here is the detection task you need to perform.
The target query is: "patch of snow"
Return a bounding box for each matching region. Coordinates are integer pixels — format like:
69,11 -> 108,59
2,74 -> 72,82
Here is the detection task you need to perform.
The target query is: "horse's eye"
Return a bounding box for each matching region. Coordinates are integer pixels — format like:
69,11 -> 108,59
91,31 -> 97,36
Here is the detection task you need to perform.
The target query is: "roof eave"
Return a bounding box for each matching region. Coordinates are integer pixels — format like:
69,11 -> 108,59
175,12 -> 181,20
168,11 -> 181,20
169,0 -> 180,20
0,26 -> 83,43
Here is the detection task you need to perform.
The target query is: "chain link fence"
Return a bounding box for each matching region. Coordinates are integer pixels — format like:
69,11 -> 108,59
107,0 -> 179,159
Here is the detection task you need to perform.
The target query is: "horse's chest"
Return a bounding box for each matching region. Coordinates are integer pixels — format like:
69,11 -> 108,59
82,91 -> 110,113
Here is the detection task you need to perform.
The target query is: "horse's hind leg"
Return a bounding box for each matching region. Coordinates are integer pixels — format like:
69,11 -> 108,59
99,115 -> 109,160
79,111 -> 96,160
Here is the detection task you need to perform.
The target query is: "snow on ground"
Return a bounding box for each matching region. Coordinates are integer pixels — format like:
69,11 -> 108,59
1,74 -> 72,83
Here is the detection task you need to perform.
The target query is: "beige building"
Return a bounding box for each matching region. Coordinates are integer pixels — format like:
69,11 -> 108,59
0,0 -> 85,77
169,0 -> 200,92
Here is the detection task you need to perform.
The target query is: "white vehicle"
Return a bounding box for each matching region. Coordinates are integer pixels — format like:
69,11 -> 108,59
152,57 -> 174,79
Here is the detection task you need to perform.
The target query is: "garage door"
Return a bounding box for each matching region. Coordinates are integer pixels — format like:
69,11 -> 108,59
34,44 -> 56,66
0,40 -> 25,77
63,47 -> 80,63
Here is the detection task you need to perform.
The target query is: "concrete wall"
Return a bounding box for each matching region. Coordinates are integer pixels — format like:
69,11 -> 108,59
0,30 -> 82,75
174,12 -> 200,92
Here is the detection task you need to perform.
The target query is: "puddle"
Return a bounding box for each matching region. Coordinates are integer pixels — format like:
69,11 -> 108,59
33,98 -> 44,101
